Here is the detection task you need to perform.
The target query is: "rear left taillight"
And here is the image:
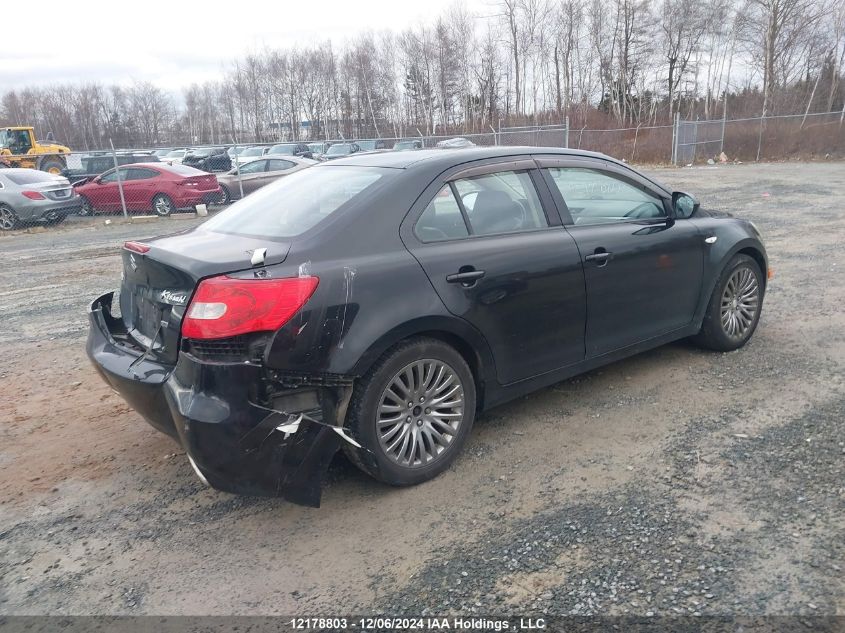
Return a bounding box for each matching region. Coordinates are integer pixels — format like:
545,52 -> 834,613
181,275 -> 319,340
22,191 -> 46,200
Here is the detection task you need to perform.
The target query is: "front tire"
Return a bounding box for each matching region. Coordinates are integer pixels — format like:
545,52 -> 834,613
693,254 -> 763,351
0,204 -> 19,230
152,193 -> 174,217
39,157 -> 65,175
343,338 -> 476,486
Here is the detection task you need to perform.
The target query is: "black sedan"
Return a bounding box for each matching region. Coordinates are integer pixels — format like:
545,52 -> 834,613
87,148 -> 768,506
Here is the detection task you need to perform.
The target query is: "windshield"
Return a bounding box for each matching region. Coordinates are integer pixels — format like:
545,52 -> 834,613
394,141 -> 417,150
203,166 -> 389,238
269,145 -> 295,155
241,147 -> 265,157
326,144 -> 352,156
165,150 -> 185,158
152,149 -> 170,157
0,129 -> 30,151
189,148 -> 212,157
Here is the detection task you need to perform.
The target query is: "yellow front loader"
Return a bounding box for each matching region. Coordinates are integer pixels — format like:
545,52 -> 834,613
0,127 -> 72,174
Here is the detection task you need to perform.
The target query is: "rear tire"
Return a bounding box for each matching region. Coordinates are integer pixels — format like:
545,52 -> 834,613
78,196 -> 93,216
0,204 -> 19,230
45,212 -> 66,226
215,185 -> 231,205
693,254 -> 763,351
343,337 -> 476,486
152,193 -> 174,217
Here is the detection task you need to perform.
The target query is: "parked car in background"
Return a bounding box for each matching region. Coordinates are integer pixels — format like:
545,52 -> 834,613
74,163 -> 221,216
0,168 -> 82,230
393,139 -> 423,151
214,156 -> 315,204
158,148 -> 189,164
182,147 -> 232,172
86,147 -> 768,506
356,139 -> 387,151
233,146 -> 269,166
151,149 -> 172,159
62,153 -> 161,188
436,137 -> 476,149
323,142 -> 361,160
267,143 -> 313,159
308,142 -> 329,157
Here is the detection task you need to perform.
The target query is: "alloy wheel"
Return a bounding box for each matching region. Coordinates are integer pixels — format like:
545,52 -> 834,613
720,266 -> 760,339
0,206 -> 17,230
154,196 -> 173,216
377,359 -> 464,469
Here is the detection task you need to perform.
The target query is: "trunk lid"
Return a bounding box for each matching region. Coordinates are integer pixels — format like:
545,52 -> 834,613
181,173 -> 218,191
118,229 -> 290,364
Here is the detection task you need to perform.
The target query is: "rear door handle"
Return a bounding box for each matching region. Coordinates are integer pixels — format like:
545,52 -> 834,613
585,251 -> 612,264
446,269 -> 486,285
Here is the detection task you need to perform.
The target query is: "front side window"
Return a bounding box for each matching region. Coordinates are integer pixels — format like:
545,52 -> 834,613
203,166 -> 389,239
453,170 -> 547,236
547,167 -> 665,225
100,168 -> 128,183
238,160 -> 266,174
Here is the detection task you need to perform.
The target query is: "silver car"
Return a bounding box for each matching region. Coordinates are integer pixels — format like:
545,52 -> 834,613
0,168 -> 82,230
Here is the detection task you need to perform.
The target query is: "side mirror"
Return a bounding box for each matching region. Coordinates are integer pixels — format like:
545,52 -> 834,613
672,192 -> 699,219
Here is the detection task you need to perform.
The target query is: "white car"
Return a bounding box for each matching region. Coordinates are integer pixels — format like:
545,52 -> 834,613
162,149 -> 188,165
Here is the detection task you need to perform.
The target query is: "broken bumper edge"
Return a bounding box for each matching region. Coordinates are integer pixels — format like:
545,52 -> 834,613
86,291 -> 354,508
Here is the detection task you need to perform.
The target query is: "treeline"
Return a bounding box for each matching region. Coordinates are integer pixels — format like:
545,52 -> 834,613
2,0 -> 844,150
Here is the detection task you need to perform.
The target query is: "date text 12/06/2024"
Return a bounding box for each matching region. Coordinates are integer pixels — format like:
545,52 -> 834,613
288,617 -> 547,630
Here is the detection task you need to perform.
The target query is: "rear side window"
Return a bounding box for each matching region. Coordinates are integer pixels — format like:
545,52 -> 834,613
203,166 -> 389,238
127,168 -> 158,180
416,185 -> 470,242
268,159 -> 295,171
453,170 -> 547,236
547,167 -> 665,225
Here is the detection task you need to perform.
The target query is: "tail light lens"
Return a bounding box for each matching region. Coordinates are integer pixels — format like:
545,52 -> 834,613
182,275 -> 319,340
22,191 -> 46,200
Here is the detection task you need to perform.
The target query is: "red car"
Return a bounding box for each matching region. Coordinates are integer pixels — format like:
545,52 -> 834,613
75,163 -> 221,216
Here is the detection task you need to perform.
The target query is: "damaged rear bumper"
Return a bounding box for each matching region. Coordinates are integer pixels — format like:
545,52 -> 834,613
86,291 -> 354,507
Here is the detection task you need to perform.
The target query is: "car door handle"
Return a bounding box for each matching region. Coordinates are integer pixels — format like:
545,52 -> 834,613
446,269 -> 486,284
585,251 -> 612,264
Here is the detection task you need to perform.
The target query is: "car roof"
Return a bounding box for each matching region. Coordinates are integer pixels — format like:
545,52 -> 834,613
325,146 -> 672,195
0,168 -> 65,179
328,146 -> 612,169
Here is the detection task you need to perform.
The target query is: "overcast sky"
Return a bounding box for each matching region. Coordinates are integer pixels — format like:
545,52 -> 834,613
2,0 -> 489,94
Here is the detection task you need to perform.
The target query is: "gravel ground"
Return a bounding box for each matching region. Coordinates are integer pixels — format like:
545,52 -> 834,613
0,161 -> 843,618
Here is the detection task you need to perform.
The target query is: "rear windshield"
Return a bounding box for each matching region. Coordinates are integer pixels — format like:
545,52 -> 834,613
6,171 -> 62,186
203,166 -> 389,239
167,164 -> 206,176
326,144 -> 352,155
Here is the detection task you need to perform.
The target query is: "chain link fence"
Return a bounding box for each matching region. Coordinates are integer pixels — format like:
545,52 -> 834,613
2,110 -> 842,225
